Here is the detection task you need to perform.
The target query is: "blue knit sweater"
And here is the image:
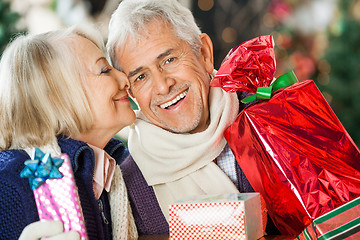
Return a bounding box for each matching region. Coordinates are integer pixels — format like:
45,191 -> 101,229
0,136 -> 129,240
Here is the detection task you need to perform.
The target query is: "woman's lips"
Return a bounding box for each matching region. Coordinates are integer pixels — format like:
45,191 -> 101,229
114,95 -> 130,101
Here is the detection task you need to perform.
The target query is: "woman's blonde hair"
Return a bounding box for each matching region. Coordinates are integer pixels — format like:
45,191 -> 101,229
0,25 -> 105,150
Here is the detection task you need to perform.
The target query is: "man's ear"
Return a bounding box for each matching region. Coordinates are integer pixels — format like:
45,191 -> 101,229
200,33 -> 214,74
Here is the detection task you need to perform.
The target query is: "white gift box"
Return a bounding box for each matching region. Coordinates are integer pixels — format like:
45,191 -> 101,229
169,193 -> 264,240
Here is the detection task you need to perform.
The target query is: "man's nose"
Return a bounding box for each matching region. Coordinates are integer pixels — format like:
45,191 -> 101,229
152,69 -> 175,95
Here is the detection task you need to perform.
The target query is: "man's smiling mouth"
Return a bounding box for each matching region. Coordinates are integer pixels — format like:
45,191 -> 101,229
159,89 -> 188,109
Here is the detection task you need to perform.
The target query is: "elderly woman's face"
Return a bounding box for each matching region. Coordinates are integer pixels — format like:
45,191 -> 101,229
74,36 -> 135,135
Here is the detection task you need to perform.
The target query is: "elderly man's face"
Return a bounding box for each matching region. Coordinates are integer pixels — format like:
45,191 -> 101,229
116,20 -> 214,133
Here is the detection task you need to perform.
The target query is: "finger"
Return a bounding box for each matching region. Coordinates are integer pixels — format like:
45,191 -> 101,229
19,220 -> 63,240
45,230 -> 81,240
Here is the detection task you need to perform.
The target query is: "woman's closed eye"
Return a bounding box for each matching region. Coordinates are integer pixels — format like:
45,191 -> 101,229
101,66 -> 112,74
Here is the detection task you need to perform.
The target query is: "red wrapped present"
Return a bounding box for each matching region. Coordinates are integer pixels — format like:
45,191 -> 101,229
169,193 -> 264,240
211,35 -> 360,236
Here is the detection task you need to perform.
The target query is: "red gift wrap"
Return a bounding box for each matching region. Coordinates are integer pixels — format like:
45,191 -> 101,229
211,35 -> 360,236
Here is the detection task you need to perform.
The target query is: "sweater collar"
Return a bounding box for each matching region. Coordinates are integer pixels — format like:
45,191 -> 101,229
57,135 -> 93,173
57,135 -> 127,173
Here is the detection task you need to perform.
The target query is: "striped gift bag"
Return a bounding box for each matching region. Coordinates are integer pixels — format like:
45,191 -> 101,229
298,197 -> 360,240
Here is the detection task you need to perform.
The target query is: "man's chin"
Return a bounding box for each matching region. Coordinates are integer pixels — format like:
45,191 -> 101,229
158,119 -> 200,134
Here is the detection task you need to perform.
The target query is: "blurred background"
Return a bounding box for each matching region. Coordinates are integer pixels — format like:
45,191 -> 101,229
1,0 -> 359,147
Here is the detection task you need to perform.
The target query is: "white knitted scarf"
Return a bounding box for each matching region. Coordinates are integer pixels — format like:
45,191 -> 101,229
109,166 -> 138,240
128,86 -> 240,219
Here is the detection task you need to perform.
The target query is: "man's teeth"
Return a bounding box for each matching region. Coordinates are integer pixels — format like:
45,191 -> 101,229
160,90 -> 188,109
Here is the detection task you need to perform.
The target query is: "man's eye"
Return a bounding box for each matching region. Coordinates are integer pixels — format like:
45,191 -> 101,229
135,74 -> 146,82
165,57 -> 175,64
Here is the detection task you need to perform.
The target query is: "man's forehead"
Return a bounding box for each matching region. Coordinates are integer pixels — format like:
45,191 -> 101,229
124,19 -> 173,46
116,37 -> 179,72
114,37 -> 142,73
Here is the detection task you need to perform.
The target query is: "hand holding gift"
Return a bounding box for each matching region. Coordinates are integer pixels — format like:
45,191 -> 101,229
20,148 -> 88,240
211,35 -> 360,236
19,220 -> 80,240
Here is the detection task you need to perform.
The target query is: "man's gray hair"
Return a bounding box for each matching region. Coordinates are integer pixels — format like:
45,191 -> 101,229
107,0 -> 202,70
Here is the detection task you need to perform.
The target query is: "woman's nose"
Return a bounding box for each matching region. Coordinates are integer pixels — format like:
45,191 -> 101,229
113,68 -> 130,90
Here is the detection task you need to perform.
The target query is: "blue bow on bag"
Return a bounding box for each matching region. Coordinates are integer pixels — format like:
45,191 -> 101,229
20,148 -> 64,190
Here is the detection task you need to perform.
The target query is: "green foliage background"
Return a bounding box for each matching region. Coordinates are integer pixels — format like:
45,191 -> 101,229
0,0 -> 25,56
270,0 -> 360,147
319,0 -> 360,147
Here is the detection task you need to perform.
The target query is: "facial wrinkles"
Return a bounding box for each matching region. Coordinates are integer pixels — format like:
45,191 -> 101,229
148,47 -> 194,108
150,63 -> 207,134
168,102 -> 202,133
151,82 -> 189,107
180,62 -> 210,133
152,95 -> 203,134
124,32 -> 210,133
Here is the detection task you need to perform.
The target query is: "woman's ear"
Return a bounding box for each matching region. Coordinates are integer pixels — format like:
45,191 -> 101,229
200,33 -> 214,74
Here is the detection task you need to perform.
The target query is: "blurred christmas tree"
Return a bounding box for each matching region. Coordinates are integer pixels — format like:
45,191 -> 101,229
319,0 -> 360,147
266,0 -> 359,147
0,0 -> 24,56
